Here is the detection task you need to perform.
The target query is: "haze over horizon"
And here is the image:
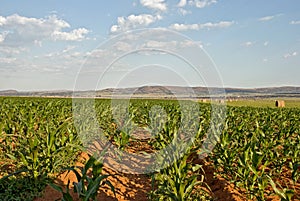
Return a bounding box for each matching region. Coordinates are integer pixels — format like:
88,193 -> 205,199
2,85 -> 300,93
0,0 -> 299,91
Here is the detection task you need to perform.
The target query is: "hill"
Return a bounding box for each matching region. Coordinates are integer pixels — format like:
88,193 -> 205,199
1,86 -> 300,99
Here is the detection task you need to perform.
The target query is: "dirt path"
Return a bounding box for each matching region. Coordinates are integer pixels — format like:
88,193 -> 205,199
35,140 -> 296,201
35,152 -> 250,201
34,152 -> 151,201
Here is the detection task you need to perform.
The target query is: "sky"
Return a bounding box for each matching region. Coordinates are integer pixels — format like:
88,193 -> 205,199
0,0 -> 299,91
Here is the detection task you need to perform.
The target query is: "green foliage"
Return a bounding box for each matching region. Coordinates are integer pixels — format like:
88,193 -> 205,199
226,99 -> 300,108
212,106 -> 300,200
0,97 -> 82,200
148,101 -> 212,200
150,149 -> 210,201
0,175 -> 48,201
0,97 -> 299,200
50,155 -> 115,201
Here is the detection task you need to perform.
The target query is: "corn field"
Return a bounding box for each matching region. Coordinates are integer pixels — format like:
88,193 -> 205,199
0,97 -> 299,200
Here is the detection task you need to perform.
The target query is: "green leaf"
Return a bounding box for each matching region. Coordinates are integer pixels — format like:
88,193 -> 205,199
62,192 -> 73,201
267,176 -> 286,199
49,182 -> 63,193
192,164 -> 202,172
84,175 -> 108,201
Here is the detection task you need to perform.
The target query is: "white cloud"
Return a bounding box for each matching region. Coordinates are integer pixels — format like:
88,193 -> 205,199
170,23 -> 198,31
263,41 -> 269,46
34,40 -> 42,47
0,33 -> 6,43
62,45 -> 76,53
113,41 -> 132,52
43,46 -> 79,59
0,16 -> 6,26
189,0 -> 217,8
110,14 -> 162,33
241,41 -> 254,47
179,40 -> 203,48
52,28 -> 89,41
0,46 -> 26,55
178,8 -> 192,16
169,21 -> 234,31
258,15 -> 275,21
259,14 -> 282,22
140,0 -> 167,11
0,57 -> 17,64
177,0 -> 187,7
144,40 -> 178,49
0,14 -> 89,45
29,45 -> 83,73
85,38 -> 203,60
284,51 -> 298,58
200,21 -> 234,29
290,20 -> 300,25
263,58 -> 268,62
86,49 -> 114,59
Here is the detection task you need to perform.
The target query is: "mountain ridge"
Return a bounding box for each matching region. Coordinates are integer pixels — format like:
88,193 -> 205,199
1,86 -> 300,99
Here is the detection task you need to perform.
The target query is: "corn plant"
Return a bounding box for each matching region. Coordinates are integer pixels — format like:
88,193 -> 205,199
0,97 -> 81,200
150,144 -> 210,201
268,176 -> 294,201
149,102 -> 211,201
1,97 -> 299,200
50,155 -> 115,201
212,106 -> 300,200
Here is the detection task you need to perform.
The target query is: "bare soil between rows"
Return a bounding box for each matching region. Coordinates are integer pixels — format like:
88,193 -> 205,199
2,139 -> 298,201
35,152 -> 250,201
34,139 -> 300,201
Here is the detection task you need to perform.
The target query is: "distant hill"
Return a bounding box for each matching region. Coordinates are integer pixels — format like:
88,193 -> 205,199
1,86 -> 300,99
224,86 -> 300,94
0,90 -> 18,95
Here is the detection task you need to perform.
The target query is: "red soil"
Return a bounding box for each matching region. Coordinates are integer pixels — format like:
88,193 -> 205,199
35,152 -> 249,201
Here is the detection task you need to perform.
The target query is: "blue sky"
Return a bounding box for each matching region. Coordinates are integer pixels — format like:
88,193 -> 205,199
0,0 -> 299,90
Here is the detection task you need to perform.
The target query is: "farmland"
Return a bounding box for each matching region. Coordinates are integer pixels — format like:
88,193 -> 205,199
0,97 -> 299,200
226,99 -> 300,108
